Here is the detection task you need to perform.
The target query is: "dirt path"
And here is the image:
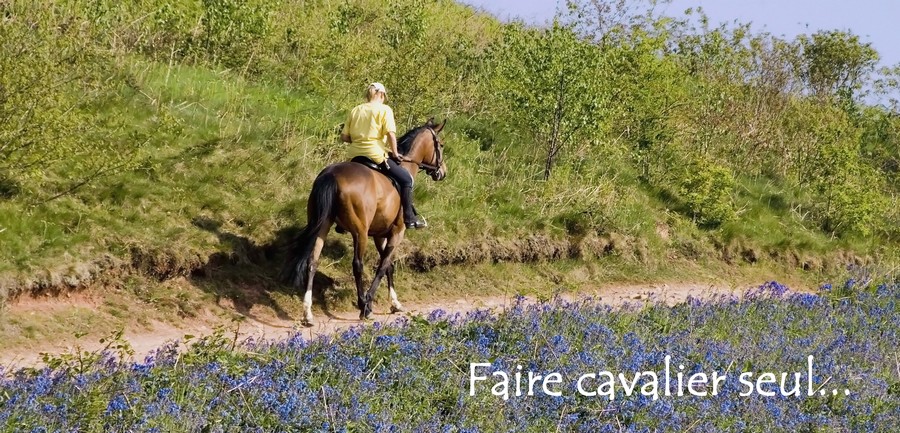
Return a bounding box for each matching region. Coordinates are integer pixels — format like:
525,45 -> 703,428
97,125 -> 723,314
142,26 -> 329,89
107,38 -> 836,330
0,282 -> 763,370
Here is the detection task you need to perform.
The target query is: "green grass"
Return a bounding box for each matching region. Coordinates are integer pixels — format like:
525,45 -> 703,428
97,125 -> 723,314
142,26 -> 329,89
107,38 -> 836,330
0,55 -> 895,302
2,59 -> 327,277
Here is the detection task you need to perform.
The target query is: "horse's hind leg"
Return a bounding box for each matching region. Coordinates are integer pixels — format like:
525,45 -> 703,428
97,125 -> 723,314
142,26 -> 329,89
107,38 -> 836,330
302,224 -> 330,327
351,232 -> 368,320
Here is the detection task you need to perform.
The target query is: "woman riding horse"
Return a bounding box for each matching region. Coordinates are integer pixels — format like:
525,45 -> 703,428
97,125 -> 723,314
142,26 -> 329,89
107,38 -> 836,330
341,82 -> 427,229
281,83 -> 447,326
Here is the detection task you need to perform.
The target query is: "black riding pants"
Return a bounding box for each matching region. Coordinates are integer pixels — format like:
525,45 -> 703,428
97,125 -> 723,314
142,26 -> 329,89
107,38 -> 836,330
383,158 -> 413,189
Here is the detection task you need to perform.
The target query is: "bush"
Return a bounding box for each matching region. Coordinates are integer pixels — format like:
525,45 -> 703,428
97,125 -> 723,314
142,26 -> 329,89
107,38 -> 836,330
678,158 -> 737,228
810,144 -> 888,237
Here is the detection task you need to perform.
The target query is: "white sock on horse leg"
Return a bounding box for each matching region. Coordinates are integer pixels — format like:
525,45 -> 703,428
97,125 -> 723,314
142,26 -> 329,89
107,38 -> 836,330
304,288 -> 314,321
389,286 -> 403,309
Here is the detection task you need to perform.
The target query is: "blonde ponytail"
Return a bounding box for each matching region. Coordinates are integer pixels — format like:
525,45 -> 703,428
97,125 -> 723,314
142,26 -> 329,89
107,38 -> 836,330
365,85 -> 379,101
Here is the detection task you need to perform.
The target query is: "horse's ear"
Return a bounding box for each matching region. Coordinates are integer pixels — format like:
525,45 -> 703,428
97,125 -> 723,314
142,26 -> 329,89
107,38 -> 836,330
426,117 -> 436,127
434,118 -> 447,133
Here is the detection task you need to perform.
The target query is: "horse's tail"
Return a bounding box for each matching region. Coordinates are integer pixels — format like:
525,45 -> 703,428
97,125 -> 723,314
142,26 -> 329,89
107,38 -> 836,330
280,171 -> 337,288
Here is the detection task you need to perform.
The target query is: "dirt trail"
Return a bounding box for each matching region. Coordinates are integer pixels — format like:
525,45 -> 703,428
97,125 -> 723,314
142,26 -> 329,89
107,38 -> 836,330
0,282 -> 762,370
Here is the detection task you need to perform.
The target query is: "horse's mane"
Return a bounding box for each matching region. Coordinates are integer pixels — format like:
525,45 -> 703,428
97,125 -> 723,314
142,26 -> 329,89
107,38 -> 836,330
397,122 -> 432,154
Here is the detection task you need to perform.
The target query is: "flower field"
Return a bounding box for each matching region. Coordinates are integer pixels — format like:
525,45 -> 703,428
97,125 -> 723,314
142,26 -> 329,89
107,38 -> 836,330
2,279 -> 898,432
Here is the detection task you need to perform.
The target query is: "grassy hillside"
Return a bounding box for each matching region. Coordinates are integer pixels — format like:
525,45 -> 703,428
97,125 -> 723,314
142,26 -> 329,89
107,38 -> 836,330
1,0 -> 898,302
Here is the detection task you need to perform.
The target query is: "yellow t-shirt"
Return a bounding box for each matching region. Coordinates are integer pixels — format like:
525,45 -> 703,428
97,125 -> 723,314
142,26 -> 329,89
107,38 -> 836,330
342,101 -> 397,164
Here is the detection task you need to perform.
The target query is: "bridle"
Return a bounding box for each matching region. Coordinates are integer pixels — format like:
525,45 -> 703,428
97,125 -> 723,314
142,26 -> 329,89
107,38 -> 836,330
400,127 -> 443,176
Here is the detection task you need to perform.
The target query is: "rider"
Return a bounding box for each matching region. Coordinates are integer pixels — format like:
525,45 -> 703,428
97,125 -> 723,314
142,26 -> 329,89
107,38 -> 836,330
340,82 -> 427,229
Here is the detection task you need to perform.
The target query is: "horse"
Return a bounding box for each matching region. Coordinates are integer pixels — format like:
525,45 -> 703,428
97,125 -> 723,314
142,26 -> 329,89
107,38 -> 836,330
281,118 -> 447,326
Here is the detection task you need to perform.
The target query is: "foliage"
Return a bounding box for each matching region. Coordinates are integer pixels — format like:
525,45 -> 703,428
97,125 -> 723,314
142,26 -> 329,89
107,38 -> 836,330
0,0 -> 899,284
1,279 -> 898,431
0,2 -> 145,197
797,30 -> 879,100
677,158 -> 736,227
808,138 -> 888,237
873,64 -> 900,112
197,0 -> 271,68
490,21 -> 609,179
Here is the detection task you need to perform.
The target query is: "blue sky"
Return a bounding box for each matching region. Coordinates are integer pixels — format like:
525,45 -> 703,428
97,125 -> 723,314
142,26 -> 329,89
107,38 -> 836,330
462,0 -> 900,68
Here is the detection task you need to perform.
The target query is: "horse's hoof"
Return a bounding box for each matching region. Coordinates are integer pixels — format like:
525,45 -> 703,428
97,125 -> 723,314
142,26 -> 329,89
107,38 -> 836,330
300,320 -> 314,328
390,305 -> 405,314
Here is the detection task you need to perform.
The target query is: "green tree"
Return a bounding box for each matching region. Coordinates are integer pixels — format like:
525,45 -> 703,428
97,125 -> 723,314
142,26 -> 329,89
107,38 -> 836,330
800,113 -> 889,237
491,21 -> 608,180
798,30 -> 879,100
561,0 -> 673,46
873,63 -> 900,113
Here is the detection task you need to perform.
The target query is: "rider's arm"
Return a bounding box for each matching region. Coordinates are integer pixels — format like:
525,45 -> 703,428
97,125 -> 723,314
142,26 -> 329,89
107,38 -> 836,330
383,107 -> 399,159
387,132 -> 401,161
387,132 -> 398,156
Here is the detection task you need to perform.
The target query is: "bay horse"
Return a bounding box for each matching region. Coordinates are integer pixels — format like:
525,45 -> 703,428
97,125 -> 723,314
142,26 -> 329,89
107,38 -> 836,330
281,119 -> 447,326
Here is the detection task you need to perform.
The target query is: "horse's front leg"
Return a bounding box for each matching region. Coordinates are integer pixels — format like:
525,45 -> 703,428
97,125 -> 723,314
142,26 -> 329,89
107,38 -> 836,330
386,262 -> 404,314
366,236 -> 399,319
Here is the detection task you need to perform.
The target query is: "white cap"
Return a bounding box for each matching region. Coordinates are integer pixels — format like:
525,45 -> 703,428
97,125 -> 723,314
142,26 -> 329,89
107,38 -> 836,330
370,82 -> 387,93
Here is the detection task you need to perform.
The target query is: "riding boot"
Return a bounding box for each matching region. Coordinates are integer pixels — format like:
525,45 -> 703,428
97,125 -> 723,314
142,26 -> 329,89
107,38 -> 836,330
400,187 -> 427,229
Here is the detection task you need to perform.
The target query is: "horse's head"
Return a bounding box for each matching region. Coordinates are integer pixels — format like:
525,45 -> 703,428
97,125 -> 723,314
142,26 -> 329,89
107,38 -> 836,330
399,118 -> 447,181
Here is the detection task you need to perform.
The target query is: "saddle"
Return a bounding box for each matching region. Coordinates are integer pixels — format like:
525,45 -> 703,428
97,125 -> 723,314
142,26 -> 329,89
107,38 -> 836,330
350,156 -> 400,192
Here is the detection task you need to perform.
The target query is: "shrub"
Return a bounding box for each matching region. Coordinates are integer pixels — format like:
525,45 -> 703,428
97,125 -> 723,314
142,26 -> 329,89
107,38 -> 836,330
677,158 -> 737,227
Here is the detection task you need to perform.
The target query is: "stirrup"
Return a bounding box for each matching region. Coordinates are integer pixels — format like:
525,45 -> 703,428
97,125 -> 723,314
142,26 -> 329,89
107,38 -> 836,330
405,215 -> 427,229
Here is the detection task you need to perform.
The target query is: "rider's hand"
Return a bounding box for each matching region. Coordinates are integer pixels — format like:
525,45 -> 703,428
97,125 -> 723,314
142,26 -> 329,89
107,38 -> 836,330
389,152 -> 402,163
